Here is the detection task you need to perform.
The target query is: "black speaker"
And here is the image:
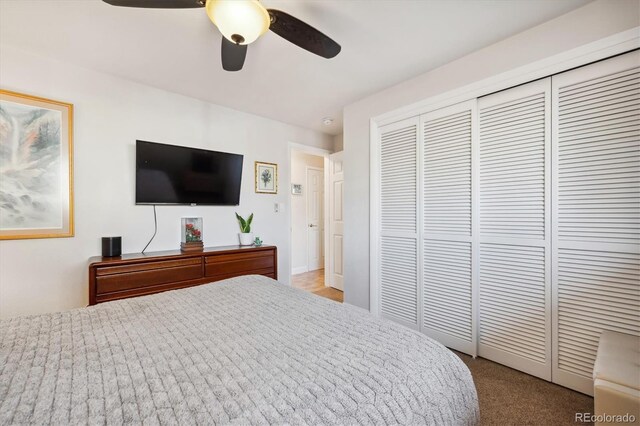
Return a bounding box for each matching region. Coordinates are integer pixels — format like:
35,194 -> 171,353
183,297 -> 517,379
102,236 -> 122,257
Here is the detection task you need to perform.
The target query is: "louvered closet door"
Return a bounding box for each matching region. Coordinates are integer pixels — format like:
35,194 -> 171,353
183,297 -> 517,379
478,78 -> 552,380
378,118 -> 419,329
552,51 -> 640,395
421,100 -> 477,355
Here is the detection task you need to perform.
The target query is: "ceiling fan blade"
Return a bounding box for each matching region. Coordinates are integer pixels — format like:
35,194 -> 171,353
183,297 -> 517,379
102,0 -> 204,8
221,37 -> 248,72
267,9 -> 341,59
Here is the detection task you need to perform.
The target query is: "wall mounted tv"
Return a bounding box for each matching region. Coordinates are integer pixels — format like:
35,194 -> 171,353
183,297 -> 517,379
136,140 -> 243,205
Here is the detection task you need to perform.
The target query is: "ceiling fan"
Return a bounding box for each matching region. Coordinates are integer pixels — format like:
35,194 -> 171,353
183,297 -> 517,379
102,0 -> 341,71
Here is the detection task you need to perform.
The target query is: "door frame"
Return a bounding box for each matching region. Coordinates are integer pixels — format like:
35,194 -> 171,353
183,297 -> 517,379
287,142 -> 331,286
305,165 -> 325,272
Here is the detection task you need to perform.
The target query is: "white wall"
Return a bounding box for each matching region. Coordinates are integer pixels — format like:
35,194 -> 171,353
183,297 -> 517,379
0,45 -> 333,319
290,151 -> 324,274
333,134 -> 343,152
342,0 -> 640,309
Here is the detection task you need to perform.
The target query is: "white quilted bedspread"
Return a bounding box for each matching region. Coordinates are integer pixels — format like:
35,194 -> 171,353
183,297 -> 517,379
0,275 -> 479,425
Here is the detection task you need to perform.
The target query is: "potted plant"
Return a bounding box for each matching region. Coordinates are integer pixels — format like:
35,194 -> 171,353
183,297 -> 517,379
235,213 -> 254,246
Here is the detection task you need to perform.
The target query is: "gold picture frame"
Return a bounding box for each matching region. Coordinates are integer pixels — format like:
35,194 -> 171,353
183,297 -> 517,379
255,161 -> 278,194
0,89 -> 74,240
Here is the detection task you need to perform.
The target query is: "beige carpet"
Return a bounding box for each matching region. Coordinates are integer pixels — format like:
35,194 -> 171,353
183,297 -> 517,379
454,352 -> 594,425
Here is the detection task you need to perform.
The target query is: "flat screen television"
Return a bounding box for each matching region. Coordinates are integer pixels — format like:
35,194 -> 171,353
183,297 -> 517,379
136,140 -> 243,205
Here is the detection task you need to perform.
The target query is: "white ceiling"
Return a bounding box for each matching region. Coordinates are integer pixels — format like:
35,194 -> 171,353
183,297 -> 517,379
0,0 -> 591,135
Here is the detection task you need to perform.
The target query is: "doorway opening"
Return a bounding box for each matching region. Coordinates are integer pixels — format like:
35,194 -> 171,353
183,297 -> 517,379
290,149 -> 325,274
288,144 -> 344,302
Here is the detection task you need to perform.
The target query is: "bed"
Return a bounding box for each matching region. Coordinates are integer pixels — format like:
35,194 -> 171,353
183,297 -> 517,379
0,275 -> 479,425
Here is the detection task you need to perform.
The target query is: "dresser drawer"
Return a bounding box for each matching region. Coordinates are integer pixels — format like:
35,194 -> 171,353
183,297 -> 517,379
96,258 -> 203,294
205,250 -> 275,278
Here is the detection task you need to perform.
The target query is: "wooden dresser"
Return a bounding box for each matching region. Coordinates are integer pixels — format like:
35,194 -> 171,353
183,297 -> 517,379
88,245 -> 277,305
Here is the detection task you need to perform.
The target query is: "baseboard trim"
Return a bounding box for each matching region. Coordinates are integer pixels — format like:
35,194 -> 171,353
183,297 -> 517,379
291,266 -> 308,275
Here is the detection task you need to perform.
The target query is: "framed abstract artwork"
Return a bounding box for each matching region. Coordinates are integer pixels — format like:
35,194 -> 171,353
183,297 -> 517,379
255,161 -> 278,194
0,89 -> 74,240
291,183 -> 302,195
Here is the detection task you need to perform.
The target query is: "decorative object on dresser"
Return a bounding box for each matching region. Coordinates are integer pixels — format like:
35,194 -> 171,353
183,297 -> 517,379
254,236 -> 263,246
180,217 -> 203,252
88,244 -> 277,305
0,89 -> 74,240
235,212 -> 254,246
101,236 -> 122,257
255,161 -> 278,194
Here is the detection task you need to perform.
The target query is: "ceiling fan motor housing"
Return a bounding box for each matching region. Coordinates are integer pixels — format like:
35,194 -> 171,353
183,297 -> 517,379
205,0 -> 271,45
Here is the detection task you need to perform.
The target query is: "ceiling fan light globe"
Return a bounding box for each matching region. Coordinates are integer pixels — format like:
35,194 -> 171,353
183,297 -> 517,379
206,0 -> 270,45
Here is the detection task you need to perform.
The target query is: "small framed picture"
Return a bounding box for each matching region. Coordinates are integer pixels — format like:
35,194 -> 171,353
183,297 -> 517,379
255,161 -> 278,194
292,184 -> 303,195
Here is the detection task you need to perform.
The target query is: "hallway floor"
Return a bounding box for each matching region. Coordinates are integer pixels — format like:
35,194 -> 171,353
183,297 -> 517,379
291,269 -> 343,303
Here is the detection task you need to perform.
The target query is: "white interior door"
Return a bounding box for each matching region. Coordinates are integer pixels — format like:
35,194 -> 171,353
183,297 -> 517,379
307,167 -> 324,271
551,50 -> 640,395
477,78 -> 552,380
421,100 -> 477,356
377,117 -> 420,329
329,152 -> 344,290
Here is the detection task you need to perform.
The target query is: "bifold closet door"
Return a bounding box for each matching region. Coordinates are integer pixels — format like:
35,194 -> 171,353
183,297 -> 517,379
551,51 -> 640,395
377,117 -> 419,329
477,78 -> 552,380
421,101 -> 477,355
